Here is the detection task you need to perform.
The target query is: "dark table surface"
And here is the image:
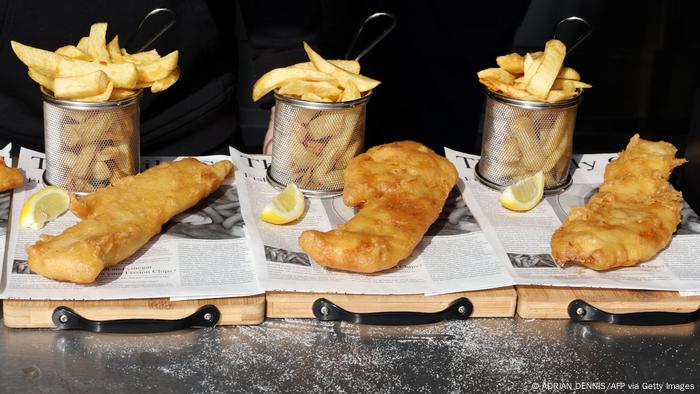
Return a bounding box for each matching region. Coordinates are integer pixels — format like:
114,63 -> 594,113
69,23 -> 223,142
1,301 -> 698,394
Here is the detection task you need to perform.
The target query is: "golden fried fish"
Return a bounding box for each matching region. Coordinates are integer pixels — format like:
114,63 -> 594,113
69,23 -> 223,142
551,134 -> 686,270
27,158 -> 233,283
0,159 -> 23,192
299,141 -> 458,273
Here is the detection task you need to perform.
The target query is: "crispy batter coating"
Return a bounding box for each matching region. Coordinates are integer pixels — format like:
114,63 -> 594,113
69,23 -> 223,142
551,134 -> 686,270
27,158 -> 233,283
0,159 -> 23,192
299,141 -> 458,273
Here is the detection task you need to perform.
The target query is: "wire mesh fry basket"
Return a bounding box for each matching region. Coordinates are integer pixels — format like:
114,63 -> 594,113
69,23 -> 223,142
42,88 -> 141,193
267,92 -> 370,198
476,89 -> 582,193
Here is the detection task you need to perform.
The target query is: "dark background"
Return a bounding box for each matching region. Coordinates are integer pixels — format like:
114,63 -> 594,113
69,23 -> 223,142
235,0 -> 700,157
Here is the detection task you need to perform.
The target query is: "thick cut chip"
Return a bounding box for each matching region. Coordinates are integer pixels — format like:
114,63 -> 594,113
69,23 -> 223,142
56,58 -> 138,89
88,22 -> 111,63
252,68 -> 336,101
291,60 -> 361,74
340,79 -> 360,101
55,45 -> 91,61
496,53 -> 524,74
557,67 -> 580,81
11,41 -> 63,74
477,68 -> 516,85
526,39 -> 566,99
121,50 -> 161,65
27,68 -> 54,90
151,67 -> 180,93
303,42 -> 380,92
75,81 -> 114,102
135,50 -> 178,83
76,37 -> 90,53
110,88 -> 138,100
106,36 -> 122,62
53,70 -> 110,99
277,80 -> 342,100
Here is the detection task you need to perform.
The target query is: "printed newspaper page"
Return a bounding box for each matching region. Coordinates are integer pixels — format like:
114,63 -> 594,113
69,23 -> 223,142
231,147 -> 512,295
0,148 -> 262,300
0,144 -> 13,280
445,148 -> 700,292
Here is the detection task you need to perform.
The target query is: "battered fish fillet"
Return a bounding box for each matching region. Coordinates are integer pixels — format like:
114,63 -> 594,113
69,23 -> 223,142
551,134 -> 686,270
0,159 -> 23,192
299,141 -> 458,273
27,158 -> 233,283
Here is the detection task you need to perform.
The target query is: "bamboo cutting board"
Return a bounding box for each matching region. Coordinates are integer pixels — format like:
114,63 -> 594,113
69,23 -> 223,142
516,286 -> 700,319
2,295 -> 266,328
266,287 -> 517,319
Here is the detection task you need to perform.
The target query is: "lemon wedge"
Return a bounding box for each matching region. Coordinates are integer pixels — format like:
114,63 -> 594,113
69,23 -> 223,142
499,171 -> 545,212
20,186 -> 71,230
260,182 -> 305,224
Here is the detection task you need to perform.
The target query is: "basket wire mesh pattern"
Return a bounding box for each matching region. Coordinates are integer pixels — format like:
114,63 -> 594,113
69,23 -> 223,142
477,91 -> 581,191
43,93 -> 140,193
268,93 -> 369,196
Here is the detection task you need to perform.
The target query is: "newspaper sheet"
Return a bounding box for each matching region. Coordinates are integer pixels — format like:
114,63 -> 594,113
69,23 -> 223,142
0,144 -> 13,281
231,147 -> 513,295
0,148 -> 263,300
445,148 -> 700,292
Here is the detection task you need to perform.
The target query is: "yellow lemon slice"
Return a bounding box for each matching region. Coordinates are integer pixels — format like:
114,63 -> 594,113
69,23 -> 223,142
19,186 -> 71,230
499,171 -> 545,212
260,182 -> 305,224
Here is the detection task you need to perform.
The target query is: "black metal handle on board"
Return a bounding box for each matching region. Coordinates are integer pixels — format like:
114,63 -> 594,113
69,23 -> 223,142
312,297 -> 473,325
568,299 -> 699,326
52,304 -> 220,333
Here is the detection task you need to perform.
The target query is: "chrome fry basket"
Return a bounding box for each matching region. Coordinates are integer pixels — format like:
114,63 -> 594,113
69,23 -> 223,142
267,92 -> 370,197
476,89 -> 582,192
42,88 -> 141,193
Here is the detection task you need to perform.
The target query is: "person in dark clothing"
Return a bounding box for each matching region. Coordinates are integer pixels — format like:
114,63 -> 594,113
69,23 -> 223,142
0,0 -> 327,156
1,1 -> 529,156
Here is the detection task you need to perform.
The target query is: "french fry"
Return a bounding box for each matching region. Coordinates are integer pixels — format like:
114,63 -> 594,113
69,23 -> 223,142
11,41 -> 63,74
277,80 -> 341,100
252,68 -> 336,101
92,160 -> 112,181
300,92 -> 328,102
477,68 -> 515,85
55,45 -> 91,61
526,40 -> 566,99
106,36 -> 122,62
151,67 -> 180,93
340,79 -> 360,101
545,89 -> 576,103
76,37 -> 90,54
306,112 -> 337,140
75,81 -> 114,102
53,70 -> 110,99
109,88 -> 137,100
290,60 -> 361,74
496,53 -> 524,74
56,58 -> 137,89
557,67 -> 580,81
27,68 -> 54,91
510,116 -> 542,171
88,22 -> 111,63
135,50 -> 178,83
73,144 -> 98,178
121,50 -> 161,65
303,42 -> 380,92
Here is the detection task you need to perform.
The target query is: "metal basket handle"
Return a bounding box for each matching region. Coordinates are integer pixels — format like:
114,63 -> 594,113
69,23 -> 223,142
125,8 -> 176,53
345,12 -> 397,61
553,16 -> 591,55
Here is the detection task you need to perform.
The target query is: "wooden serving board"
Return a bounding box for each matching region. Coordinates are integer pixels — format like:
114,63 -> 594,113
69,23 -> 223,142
2,294 -> 266,328
266,287 -> 517,319
516,286 -> 700,319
